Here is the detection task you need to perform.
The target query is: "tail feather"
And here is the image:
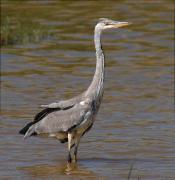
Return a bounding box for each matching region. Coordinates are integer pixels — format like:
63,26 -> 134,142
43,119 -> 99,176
23,125 -> 36,139
19,107 -> 60,137
19,122 -> 34,135
19,122 -> 37,139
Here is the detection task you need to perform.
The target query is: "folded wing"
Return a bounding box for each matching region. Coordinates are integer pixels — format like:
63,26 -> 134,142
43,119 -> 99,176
21,98 -> 92,139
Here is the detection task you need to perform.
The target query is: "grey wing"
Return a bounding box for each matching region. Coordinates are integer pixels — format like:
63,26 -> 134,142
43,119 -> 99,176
34,102 -> 92,134
40,94 -> 84,109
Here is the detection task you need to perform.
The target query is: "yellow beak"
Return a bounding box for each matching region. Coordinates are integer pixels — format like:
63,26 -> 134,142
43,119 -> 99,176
110,21 -> 132,28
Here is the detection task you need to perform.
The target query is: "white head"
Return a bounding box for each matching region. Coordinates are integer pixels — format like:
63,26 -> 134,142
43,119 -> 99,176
95,18 -> 131,31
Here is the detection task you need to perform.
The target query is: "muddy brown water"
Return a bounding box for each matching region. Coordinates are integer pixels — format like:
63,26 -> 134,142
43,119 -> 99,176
1,1 -> 174,179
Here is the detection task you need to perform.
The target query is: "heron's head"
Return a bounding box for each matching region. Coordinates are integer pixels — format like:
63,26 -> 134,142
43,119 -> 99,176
96,18 -> 131,31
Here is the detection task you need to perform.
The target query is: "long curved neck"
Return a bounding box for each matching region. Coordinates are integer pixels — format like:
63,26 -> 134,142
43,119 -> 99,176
86,27 -> 105,98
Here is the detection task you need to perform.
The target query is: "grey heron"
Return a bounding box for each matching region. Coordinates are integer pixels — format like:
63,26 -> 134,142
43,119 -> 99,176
19,18 -> 131,163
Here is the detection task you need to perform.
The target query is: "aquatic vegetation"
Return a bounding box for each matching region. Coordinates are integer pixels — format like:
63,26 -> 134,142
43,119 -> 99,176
1,16 -> 52,46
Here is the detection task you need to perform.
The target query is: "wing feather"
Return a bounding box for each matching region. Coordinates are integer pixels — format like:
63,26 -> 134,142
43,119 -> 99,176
34,99 -> 92,134
19,106 -> 74,135
40,94 -> 83,109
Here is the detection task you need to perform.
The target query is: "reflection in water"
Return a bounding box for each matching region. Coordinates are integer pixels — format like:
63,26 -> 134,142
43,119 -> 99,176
19,158 -> 137,179
19,161 -> 104,179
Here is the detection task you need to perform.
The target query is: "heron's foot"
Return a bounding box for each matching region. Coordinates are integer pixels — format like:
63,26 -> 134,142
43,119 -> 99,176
67,153 -> 72,163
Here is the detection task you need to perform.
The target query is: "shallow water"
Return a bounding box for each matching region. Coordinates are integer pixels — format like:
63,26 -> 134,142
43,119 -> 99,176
1,1 -> 174,179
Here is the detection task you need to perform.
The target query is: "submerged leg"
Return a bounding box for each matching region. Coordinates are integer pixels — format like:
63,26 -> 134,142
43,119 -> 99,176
67,133 -> 74,163
73,134 -> 81,162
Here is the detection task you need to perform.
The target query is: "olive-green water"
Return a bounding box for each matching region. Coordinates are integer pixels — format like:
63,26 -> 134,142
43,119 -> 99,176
1,1 -> 174,179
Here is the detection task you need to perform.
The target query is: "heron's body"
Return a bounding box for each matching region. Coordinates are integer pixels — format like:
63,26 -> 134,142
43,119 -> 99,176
19,18 -> 130,163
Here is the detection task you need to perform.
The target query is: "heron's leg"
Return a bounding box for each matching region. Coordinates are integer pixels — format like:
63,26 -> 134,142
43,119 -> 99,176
67,133 -> 73,163
73,134 -> 81,162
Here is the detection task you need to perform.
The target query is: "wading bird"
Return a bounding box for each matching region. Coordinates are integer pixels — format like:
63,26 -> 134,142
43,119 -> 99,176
19,18 -> 130,163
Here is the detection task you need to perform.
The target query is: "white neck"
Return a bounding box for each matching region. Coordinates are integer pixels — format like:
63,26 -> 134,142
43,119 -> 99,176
85,26 -> 105,99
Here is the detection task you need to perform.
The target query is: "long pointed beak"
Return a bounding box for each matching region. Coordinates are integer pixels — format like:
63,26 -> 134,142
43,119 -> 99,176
111,21 -> 132,28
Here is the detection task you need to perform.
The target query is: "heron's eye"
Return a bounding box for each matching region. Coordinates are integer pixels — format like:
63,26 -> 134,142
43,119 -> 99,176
105,22 -> 110,26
